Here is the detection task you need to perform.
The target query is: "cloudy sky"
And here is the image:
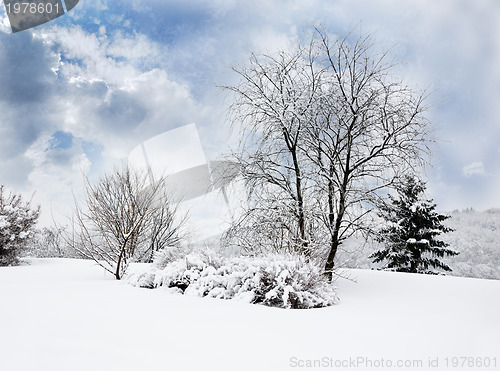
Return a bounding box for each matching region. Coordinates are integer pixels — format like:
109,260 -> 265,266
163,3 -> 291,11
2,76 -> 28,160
0,0 -> 499,226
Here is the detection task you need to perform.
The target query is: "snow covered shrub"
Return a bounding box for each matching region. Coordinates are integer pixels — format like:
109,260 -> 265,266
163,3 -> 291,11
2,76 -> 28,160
128,250 -> 338,309
0,185 -> 40,266
440,208 -> 500,280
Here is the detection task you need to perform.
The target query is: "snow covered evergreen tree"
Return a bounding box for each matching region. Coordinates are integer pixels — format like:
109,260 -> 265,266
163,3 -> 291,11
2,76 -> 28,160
0,185 -> 40,266
369,176 -> 458,274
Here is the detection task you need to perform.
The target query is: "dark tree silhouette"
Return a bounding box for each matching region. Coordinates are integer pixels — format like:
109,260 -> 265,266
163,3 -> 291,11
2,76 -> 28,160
370,175 -> 458,274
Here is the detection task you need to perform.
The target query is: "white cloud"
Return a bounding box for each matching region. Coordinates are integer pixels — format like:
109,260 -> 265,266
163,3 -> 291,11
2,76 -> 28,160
0,24 -> 206,225
0,11 -> 10,34
31,26 -> 202,161
462,162 -> 486,177
24,134 -> 90,226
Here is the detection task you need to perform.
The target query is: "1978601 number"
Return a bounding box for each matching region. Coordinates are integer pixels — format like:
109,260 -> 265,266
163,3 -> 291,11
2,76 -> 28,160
5,2 -> 60,14
445,357 -> 497,368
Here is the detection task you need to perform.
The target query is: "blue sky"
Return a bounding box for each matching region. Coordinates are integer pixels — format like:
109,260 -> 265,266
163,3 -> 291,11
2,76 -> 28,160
1,0 -> 499,225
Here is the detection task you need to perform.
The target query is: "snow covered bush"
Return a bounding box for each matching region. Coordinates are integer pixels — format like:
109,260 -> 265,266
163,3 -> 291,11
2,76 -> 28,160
441,208 -> 500,280
128,249 -> 338,309
0,185 -> 40,266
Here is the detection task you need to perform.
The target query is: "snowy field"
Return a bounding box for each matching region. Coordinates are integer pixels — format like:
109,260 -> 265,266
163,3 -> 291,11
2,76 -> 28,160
1,259 -> 499,371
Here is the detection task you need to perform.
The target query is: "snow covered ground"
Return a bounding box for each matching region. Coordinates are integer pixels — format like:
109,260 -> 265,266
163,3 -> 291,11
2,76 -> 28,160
1,259 -> 499,371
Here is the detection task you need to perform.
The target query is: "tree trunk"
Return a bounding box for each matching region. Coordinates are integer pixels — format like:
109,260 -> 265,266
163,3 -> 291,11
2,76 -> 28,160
115,246 -> 125,280
324,218 -> 342,281
290,140 -> 309,257
324,173 -> 348,281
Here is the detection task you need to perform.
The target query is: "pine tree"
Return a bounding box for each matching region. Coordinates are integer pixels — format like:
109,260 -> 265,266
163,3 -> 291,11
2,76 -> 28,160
369,176 -> 458,274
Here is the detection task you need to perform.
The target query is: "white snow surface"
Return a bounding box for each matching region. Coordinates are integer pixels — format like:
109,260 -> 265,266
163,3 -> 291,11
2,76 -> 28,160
1,259 -> 499,371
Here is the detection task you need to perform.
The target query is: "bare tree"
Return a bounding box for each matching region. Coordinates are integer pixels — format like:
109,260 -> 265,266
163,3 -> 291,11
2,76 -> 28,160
306,29 -> 431,279
144,197 -> 186,263
224,28 -> 432,279
65,165 -> 186,280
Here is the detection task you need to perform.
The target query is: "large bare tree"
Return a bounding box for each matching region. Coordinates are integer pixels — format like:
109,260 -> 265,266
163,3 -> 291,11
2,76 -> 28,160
306,30 -> 431,278
224,28 -> 432,279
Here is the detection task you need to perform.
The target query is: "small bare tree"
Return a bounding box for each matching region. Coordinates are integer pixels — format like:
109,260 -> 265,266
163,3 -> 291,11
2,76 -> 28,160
144,197 -> 185,263
223,27 -> 432,279
66,165 -> 186,279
